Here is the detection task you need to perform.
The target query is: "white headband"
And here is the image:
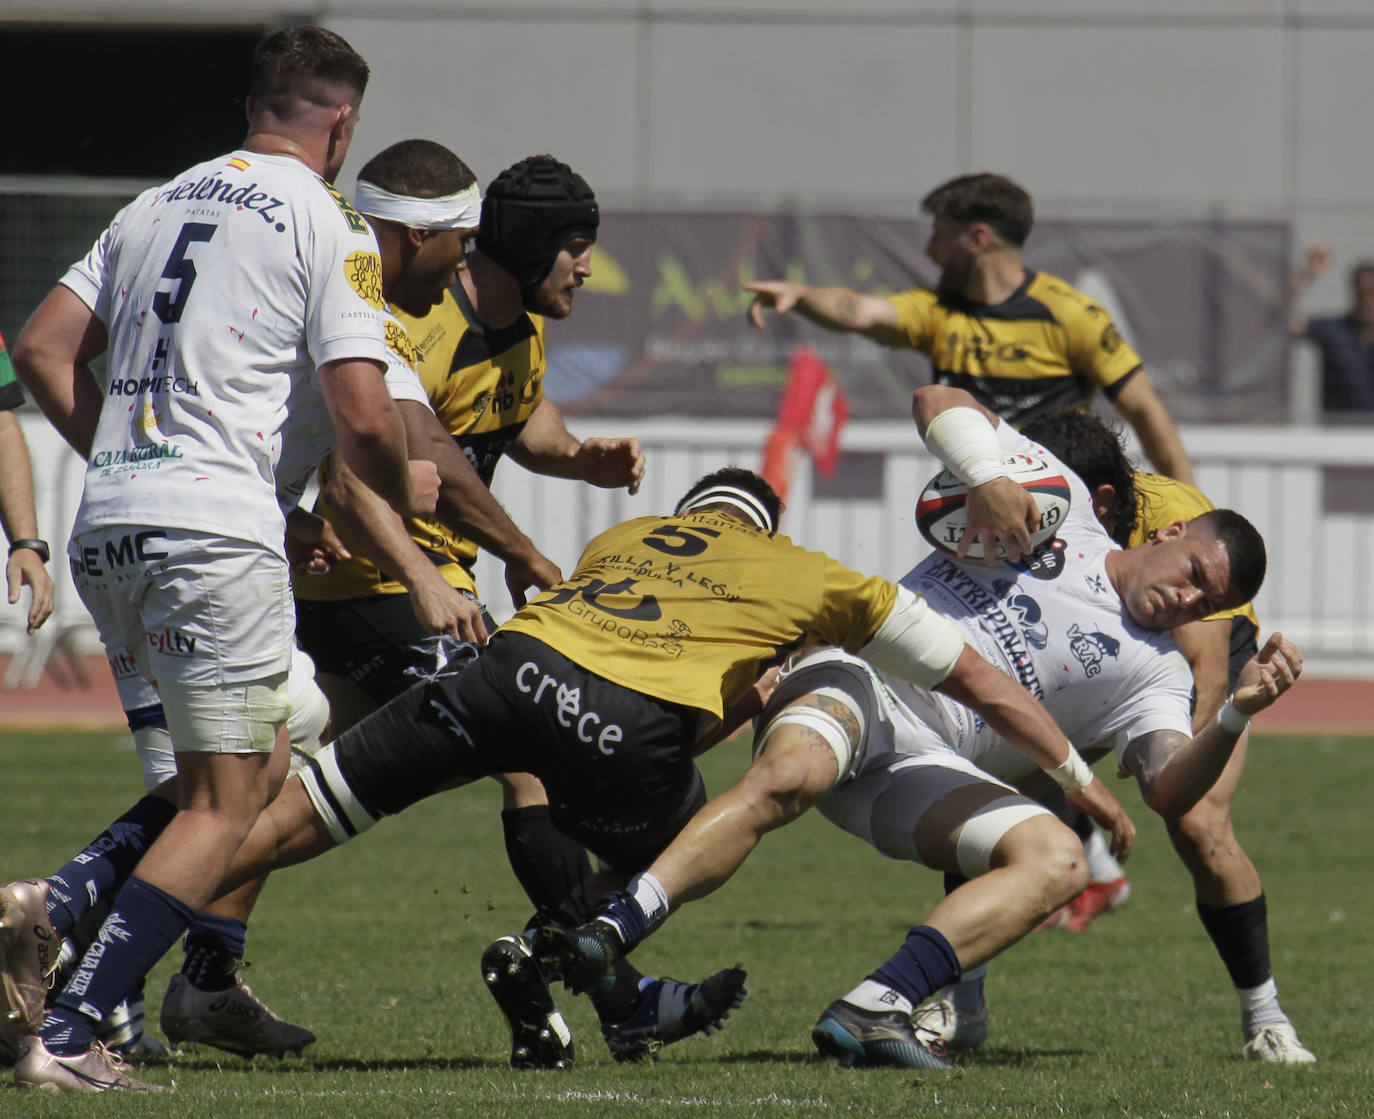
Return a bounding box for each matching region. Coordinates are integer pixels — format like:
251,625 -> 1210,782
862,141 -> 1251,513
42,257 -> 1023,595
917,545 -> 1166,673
678,485 -> 775,531
354,181 -> 483,230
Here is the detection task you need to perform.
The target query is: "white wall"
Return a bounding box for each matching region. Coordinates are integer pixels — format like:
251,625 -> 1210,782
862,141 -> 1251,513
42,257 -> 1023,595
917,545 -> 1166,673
5,2 -> 1371,307
7,414 -> 1370,676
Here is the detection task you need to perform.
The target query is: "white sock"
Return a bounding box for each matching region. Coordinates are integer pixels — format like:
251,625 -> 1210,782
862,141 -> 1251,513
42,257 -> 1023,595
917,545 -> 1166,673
627,871 -> 671,928
132,725 -> 176,789
1083,829 -> 1124,883
844,978 -> 913,1016
1238,977 -> 1285,1033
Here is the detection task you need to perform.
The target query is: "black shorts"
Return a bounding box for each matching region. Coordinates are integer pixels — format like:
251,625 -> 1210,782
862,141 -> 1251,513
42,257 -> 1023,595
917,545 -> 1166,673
1227,615 -> 1259,692
328,630 -> 710,872
295,590 -> 495,704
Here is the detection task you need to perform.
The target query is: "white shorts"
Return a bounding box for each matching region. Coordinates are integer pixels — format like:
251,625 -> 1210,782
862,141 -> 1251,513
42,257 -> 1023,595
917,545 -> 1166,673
71,526 -> 293,689
772,648 -> 1049,875
131,645 -> 323,787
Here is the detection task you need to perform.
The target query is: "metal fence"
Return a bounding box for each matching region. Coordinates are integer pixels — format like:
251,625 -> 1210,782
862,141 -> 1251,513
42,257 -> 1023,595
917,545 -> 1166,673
11,415 -> 1368,682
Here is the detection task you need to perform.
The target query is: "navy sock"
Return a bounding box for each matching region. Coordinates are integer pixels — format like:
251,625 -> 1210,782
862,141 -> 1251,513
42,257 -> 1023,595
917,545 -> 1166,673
871,926 -> 962,1008
182,914 -> 248,992
45,795 -> 177,937
43,876 -> 194,1056
592,889 -> 652,951
1197,894 -> 1272,989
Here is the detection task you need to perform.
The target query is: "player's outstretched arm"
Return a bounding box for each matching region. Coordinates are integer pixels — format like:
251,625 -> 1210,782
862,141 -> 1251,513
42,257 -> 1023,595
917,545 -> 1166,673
744,280 -> 906,344
508,398 -> 646,494
1123,635 -> 1300,820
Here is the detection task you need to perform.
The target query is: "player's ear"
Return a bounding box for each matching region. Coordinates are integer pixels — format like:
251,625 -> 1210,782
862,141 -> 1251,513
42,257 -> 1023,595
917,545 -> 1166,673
332,103 -> 354,137
1154,519 -> 1188,542
1090,484 -> 1116,534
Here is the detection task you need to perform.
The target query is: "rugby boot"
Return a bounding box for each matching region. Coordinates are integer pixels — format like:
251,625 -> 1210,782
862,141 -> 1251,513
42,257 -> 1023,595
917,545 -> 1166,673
601,966 -> 748,1062
532,919 -> 620,994
1243,1021 -> 1316,1064
13,1035 -> 168,1093
1038,876 -> 1132,932
480,935 -> 574,1070
160,972 -> 315,1059
812,998 -> 953,1070
912,988 -> 989,1051
0,879 -> 60,1052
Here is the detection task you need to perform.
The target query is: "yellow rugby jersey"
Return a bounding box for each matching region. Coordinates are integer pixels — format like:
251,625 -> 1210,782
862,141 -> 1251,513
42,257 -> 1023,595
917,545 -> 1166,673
888,271 -> 1142,425
297,280 -> 547,601
501,509 -> 897,720
1130,473 -> 1259,630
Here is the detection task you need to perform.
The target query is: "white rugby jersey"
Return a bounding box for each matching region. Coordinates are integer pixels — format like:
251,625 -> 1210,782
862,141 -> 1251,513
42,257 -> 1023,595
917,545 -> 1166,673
820,421 -> 1194,780
62,149 -> 391,556
274,309 -> 432,515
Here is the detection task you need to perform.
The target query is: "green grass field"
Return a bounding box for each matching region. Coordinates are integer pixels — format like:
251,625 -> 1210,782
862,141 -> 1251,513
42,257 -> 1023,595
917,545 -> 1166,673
1,727 -> 1370,1117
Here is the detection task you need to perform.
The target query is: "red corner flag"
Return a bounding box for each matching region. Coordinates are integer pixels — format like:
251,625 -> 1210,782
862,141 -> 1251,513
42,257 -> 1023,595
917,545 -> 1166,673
777,347 -> 850,477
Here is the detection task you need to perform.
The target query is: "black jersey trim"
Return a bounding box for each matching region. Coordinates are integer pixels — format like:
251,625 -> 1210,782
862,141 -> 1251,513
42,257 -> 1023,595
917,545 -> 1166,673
447,280 -> 538,376
935,270 -> 1058,324
1100,364 -> 1143,399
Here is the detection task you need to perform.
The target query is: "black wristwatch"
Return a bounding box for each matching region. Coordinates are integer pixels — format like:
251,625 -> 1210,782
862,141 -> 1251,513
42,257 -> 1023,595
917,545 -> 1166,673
8,539 -> 50,564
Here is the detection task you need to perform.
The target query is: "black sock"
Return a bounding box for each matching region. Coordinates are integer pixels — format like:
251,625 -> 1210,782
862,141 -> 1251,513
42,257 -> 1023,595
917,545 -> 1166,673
502,805 -> 596,921
181,914 -> 247,991
502,806 -> 649,1022
1197,894 -> 1272,989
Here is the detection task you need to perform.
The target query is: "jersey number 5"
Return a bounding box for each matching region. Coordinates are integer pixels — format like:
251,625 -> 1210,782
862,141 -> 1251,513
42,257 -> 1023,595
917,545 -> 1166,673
152,222 -> 218,324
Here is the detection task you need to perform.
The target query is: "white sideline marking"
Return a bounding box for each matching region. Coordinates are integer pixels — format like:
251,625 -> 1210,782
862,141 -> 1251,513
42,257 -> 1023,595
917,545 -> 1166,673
540,1089 -> 832,1108
232,1088 -> 832,1109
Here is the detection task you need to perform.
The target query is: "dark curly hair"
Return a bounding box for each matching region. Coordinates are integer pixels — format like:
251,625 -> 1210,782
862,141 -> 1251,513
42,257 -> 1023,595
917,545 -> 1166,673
1020,408 -> 1138,546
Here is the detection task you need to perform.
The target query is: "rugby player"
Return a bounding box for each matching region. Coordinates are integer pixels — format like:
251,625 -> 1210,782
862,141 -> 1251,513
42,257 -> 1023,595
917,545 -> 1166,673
535,387 -> 1302,1070
744,171 -> 1194,484
914,407 -> 1313,1064
2,27 -> 419,1092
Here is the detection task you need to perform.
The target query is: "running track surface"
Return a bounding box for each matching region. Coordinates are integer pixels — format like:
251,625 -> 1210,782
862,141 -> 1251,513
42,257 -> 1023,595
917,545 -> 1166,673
0,655 -> 1367,736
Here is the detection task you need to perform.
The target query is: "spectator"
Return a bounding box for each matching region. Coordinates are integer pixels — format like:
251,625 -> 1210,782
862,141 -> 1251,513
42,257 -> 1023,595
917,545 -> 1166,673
1290,244 -> 1374,416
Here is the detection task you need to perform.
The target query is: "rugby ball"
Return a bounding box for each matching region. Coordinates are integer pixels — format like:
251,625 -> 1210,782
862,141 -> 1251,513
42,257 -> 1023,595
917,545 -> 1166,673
916,453 -> 1071,561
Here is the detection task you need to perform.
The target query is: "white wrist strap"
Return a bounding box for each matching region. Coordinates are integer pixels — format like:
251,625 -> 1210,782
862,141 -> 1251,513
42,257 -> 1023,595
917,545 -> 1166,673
1047,745 -> 1096,795
922,407 -> 1008,488
1218,696 -> 1250,735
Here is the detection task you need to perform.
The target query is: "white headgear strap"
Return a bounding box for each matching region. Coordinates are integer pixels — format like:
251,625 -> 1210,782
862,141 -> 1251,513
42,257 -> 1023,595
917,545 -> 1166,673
354,181 -> 483,230
678,485 -> 774,531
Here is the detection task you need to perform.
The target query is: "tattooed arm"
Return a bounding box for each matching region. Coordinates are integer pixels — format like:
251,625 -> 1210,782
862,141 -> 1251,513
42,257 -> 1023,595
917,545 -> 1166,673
743,280 -> 906,346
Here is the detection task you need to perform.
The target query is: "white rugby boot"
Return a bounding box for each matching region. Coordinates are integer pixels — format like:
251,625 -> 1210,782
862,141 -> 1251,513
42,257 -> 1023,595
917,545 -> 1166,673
160,972 -> 316,1059
913,987 -> 989,1052
13,1035 -> 168,1093
1242,1021 -> 1316,1064
0,879 -> 60,1053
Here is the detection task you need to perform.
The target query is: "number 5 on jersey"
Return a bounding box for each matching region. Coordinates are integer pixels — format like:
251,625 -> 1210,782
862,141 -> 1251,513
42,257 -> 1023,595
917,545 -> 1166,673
152,222 -> 218,324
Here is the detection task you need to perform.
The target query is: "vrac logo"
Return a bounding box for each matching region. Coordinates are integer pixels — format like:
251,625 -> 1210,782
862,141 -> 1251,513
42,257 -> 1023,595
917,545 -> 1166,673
1067,623 -> 1121,679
